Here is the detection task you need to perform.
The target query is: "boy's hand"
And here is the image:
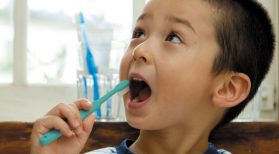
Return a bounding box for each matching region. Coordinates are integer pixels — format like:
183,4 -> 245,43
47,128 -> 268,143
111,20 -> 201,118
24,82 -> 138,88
31,99 -> 95,154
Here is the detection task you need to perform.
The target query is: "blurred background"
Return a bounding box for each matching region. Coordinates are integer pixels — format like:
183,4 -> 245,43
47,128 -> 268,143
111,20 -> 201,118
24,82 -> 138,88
0,0 -> 278,122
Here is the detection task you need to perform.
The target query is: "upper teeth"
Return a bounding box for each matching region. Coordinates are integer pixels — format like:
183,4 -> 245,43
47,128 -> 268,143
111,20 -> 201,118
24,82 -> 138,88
132,77 -> 143,81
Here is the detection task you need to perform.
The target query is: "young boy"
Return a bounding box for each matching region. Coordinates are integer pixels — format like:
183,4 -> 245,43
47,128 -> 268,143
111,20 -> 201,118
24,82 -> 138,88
31,0 -> 275,153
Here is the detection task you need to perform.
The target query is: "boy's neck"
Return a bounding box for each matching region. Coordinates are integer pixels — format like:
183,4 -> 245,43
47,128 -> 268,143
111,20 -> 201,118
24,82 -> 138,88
129,125 -> 210,154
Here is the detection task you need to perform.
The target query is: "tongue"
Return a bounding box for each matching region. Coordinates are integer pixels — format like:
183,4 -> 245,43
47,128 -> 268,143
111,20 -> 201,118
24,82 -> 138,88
138,87 -> 151,102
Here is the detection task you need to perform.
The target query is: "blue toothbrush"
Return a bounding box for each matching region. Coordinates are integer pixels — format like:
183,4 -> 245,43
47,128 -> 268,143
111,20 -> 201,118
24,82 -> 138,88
78,12 -> 102,119
39,80 -> 129,146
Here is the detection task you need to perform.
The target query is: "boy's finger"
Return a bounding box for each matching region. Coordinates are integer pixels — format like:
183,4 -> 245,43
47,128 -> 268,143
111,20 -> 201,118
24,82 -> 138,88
69,100 -> 94,135
68,104 -> 84,135
83,114 -> 95,133
72,99 -> 92,110
34,116 -> 74,137
76,114 -> 95,143
46,103 -> 81,130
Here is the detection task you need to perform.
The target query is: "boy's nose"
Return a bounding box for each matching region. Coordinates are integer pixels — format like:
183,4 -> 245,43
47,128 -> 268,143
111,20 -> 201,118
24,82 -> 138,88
132,43 -> 152,64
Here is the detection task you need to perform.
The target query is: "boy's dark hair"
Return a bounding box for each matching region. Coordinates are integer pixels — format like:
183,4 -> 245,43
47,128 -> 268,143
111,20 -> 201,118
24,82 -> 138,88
206,0 -> 275,127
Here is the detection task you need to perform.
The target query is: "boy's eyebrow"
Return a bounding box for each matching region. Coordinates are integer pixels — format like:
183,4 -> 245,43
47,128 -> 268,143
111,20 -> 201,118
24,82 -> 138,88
137,13 -> 149,22
168,16 -> 196,33
137,14 -> 196,33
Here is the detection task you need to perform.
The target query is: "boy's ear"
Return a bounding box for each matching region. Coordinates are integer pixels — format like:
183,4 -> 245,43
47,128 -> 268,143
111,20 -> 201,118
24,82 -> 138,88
212,73 -> 251,108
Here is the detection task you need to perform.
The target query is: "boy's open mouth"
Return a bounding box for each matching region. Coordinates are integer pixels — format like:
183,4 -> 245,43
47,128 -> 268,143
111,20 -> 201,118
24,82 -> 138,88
129,77 -> 152,103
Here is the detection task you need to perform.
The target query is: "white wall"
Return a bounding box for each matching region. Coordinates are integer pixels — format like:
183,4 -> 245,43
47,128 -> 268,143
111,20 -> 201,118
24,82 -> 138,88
258,0 -> 279,120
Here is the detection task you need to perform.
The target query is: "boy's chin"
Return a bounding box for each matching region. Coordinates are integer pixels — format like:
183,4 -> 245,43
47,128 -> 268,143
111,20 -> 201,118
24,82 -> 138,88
126,115 -> 146,130
126,115 -> 159,131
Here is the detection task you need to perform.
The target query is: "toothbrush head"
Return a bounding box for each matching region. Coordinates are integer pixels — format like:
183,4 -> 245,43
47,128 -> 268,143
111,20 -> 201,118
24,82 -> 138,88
118,87 -> 129,96
114,80 -> 129,93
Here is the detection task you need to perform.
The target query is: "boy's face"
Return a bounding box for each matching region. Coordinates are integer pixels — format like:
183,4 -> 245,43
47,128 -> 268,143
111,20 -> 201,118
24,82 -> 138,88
120,0 -> 220,129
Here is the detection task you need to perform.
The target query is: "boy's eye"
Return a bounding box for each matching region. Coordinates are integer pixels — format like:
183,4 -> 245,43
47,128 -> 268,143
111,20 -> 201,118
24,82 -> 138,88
166,32 -> 182,44
132,30 -> 145,39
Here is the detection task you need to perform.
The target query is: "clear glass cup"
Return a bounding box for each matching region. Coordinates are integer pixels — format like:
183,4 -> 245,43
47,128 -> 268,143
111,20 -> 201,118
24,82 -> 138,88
77,70 -> 125,121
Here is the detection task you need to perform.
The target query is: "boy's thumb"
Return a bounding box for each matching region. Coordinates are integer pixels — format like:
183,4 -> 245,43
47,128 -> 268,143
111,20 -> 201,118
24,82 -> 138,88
76,115 -> 95,148
82,114 -> 95,135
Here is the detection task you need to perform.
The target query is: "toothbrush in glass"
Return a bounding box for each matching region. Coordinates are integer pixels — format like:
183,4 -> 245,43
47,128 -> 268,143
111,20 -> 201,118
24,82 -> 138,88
39,80 -> 129,146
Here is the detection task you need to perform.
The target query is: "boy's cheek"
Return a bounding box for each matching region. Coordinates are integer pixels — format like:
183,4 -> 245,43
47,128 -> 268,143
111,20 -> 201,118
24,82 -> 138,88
119,52 -> 133,80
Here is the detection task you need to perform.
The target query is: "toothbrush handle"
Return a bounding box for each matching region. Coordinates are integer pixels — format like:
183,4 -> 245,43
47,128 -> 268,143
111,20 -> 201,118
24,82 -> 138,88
39,129 -> 62,146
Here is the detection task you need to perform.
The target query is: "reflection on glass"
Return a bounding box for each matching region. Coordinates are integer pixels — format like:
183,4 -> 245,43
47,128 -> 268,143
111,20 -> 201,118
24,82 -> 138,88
0,0 -> 13,84
27,0 -> 132,84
